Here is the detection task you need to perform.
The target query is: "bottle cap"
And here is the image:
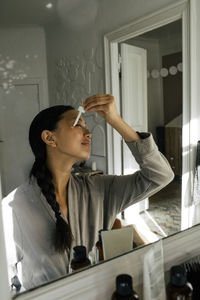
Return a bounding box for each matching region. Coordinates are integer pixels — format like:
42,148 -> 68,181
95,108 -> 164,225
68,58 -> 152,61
170,265 -> 187,286
73,246 -> 87,263
78,105 -> 85,113
98,229 -> 104,243
98,229 -> 108,243
116,274 -> 133,296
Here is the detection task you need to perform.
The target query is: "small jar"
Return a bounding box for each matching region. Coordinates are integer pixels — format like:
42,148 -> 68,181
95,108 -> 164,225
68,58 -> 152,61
166,265 -> 193,299
70,246 -> 91,271
112,274 -> 139,300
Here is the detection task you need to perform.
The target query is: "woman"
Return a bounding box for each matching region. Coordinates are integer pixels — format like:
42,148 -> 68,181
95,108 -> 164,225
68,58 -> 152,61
2,94 -> 174,291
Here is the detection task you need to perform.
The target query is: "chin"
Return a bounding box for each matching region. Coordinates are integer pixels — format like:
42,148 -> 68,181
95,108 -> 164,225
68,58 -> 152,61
77,154 -> 90,161
77,149 -> 91,161
83,155 -> 90,161
84,153 -> 91,160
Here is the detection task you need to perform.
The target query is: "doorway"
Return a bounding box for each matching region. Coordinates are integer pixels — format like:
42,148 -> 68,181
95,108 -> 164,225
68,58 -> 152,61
119,20 -> 182,236
104,0 -> 190,235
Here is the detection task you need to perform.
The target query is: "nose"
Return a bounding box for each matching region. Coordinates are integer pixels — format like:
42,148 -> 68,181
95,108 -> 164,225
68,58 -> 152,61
84,128 -> 92,139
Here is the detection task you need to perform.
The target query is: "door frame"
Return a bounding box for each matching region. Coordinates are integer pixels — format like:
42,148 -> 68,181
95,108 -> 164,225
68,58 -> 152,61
104,0 -> 191,229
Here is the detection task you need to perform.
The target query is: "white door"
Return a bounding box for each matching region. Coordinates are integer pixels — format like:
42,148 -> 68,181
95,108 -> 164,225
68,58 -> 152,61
0,84 -> 40,197
120,43 -> 148,218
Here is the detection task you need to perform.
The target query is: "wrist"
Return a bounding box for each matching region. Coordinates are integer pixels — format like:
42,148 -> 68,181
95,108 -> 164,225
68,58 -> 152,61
107,115 -> 141,142
106,113 -> 122,127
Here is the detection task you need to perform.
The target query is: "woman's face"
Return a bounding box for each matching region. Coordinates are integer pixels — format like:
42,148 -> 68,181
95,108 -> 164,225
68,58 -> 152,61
51,109 -> 91,162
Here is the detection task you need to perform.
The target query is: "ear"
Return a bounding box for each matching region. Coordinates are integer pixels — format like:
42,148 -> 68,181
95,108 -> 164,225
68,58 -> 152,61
41,130 -> 57,147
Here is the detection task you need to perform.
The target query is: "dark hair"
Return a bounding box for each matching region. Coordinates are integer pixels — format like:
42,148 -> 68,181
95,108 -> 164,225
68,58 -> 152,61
29,105 -> 74,253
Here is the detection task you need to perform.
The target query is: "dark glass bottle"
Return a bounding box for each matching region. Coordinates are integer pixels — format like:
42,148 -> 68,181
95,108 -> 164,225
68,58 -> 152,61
70,246 -> 91,271
166,265 -> 193,300
96,230 -> 104,262
112,274 -> 139,300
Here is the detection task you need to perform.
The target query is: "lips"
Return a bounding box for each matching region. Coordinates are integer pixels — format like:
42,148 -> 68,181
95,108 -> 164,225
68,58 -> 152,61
81,140 -> 91,146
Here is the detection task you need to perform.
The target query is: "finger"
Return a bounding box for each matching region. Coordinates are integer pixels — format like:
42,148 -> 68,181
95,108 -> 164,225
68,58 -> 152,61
86,103 -> 110,113
83,94 -> 112,106
84,97 -> 113,111
84,95 -> 113,111
83,95 -> 108,106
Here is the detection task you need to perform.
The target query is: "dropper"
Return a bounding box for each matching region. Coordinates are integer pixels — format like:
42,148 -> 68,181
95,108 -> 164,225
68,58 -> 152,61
72,105 -> 85,127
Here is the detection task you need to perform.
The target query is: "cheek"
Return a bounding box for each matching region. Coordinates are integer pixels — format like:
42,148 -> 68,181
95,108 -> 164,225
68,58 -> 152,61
57,130 -> 82,148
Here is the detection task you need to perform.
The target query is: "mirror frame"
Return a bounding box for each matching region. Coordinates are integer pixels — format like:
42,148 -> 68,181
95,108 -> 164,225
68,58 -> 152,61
104,0 -> 191,230
1,0 -> 200,299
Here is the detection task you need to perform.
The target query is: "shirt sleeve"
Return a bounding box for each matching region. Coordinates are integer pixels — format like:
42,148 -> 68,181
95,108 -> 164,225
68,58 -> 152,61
2,197 -> 24,292
102,133 -> 174,228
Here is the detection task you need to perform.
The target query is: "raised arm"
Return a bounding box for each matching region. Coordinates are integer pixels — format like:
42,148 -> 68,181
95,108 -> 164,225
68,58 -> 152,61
83,94 -> 174,224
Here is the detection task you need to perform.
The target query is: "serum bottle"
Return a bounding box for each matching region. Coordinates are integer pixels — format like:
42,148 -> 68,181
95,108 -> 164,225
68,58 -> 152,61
112,274 -> 139,300
96,230 -> 104,262
166,265 -> 193,299
70,246 -> 91,271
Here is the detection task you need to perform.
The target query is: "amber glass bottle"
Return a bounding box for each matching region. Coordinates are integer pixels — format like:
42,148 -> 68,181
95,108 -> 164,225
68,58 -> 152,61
70,246 -> 91,271
166,265 -> 193,299
112,274 -> 139,300
96,230 -> 104,262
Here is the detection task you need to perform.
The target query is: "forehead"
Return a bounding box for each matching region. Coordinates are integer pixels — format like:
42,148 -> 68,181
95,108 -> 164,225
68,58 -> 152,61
61,110 -> 86,124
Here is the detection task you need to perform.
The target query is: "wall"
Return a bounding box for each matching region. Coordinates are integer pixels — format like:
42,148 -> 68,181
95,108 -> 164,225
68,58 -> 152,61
0,26 -> 48,81
0,26 -> 49,195
45,0 -> 176,173
0,26 -> 49,106
160,29 -> 182,56
190,0 -> 200,226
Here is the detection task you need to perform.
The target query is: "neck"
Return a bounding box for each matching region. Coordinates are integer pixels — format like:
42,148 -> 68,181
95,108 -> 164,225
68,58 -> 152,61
46,154 -> 75,199
52,170 -> 71,198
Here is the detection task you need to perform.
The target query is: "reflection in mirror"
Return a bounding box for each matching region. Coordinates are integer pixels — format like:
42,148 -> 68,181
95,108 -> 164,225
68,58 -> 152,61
0,0 -> 182,297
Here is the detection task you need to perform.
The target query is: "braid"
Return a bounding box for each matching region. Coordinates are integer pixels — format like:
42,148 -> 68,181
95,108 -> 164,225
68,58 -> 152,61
30,159 -> 73,253
28,105 -> 75,253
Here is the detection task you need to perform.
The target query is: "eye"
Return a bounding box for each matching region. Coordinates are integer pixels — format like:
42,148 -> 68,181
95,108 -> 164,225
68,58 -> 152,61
75,123 -> 88,131
75,124 -> 82,128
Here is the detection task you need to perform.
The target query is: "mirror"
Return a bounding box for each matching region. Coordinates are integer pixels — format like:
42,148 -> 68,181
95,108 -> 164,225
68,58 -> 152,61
0,0 -> 192,296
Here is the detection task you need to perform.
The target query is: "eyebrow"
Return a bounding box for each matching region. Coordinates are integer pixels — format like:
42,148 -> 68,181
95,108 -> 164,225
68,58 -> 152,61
71,117 -> 87,127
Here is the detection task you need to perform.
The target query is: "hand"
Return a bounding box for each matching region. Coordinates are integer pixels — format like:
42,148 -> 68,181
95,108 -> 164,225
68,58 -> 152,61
83,94 -> 120,124
83,94 -> 140,142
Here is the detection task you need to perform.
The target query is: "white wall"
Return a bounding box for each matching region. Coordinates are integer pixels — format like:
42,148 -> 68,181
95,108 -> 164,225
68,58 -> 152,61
190,0 -> 200,148
0,26 -> 49,195
189,0 -> 200,225
45,0 -> 176,173
0,26 -> 48,80
0,26 -> 49,107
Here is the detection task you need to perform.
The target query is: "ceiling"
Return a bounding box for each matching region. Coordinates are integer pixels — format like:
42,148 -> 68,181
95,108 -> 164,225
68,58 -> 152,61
0,0 -> 182,40
0,0 -> 60,26
0,0 -> 100,30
